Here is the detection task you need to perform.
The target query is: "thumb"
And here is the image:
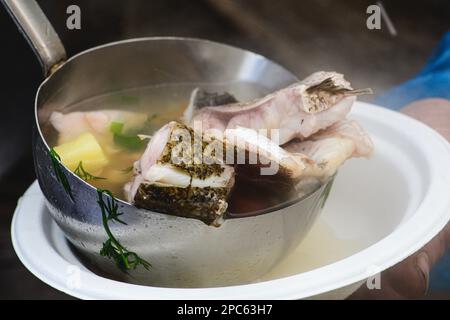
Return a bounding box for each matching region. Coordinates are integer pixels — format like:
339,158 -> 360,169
350,222 -> 450,299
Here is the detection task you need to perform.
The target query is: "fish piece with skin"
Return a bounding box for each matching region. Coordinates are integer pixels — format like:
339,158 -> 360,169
189,125 -> 316,204
182,88 -> 238,123
187,71 -> 371,145
284,120 -> 374,179
124,121 -> 235,226
206,126 -> 321,198
50,110 -> 149,144
182,89 -> 308,180
220,126 -> 309,180
220,120 -> 372,188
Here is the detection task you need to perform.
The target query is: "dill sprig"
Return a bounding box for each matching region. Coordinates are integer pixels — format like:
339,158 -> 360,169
97,189 -> 151,272
74,161 -> 106,181
49,148 -> 74,201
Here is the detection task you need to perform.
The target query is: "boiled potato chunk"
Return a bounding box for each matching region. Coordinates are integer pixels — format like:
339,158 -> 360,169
53,133 -> 109,174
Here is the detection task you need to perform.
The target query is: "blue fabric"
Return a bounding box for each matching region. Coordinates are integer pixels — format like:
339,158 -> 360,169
375,30 -> 450,110
375,30 -> 450,292
431,251 -> 450,292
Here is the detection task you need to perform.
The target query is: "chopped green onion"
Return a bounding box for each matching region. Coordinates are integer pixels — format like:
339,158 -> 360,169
110,121 -> 149,151
110,121 -> 124,134
113,134 -> 147,151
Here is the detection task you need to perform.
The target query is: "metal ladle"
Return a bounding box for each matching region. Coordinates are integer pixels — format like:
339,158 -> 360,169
3,0 -> 332,287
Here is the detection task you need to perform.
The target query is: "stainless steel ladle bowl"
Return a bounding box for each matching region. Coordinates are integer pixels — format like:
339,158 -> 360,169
4,0 -> 333,287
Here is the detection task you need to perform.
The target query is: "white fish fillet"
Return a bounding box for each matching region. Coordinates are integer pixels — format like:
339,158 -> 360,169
49,110 -> 148,144
187,72 -> 370,145
221,126 -> 308,180
284,120 -> 374,179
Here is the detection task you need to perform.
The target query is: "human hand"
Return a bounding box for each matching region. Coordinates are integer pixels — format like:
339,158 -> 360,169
349,98 -> 450,299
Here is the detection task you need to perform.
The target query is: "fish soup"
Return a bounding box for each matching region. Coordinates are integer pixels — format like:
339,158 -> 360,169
42,82 -> 287,213
42,72 -> 373,223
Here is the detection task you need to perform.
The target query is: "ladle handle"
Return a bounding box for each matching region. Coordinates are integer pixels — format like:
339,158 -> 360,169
2,0 -> 66,76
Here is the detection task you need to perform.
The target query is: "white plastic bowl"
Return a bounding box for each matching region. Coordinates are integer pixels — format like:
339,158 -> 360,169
11,102 -> 450,299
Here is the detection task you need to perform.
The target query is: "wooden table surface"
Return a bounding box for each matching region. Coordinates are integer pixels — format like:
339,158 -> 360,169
0,0 -> 449,299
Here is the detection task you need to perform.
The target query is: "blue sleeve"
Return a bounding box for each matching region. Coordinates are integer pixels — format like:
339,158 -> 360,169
375,30 -> 450,110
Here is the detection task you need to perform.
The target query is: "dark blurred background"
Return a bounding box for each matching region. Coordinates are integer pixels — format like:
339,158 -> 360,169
0,0 -> 449,299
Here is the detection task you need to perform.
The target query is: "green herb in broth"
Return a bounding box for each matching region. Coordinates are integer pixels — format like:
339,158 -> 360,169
97,189 -> 151,272
114,134 -> 147,151
109,121 -> 124,134
110,121 -> 149,151
49,148 -> 74,201
74,161 -> 106,181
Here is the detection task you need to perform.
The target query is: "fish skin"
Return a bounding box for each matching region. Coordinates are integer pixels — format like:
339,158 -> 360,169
284,120 -> 374,179
187,72 -> 360,145
125,121 -> 235,225
181,88 -> 239,124
134,184 -> 230,226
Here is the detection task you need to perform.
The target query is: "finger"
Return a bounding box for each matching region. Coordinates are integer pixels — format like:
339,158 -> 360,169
383,224 -> 450,298
400,98 -> 450,141
349,222 -> 450,299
